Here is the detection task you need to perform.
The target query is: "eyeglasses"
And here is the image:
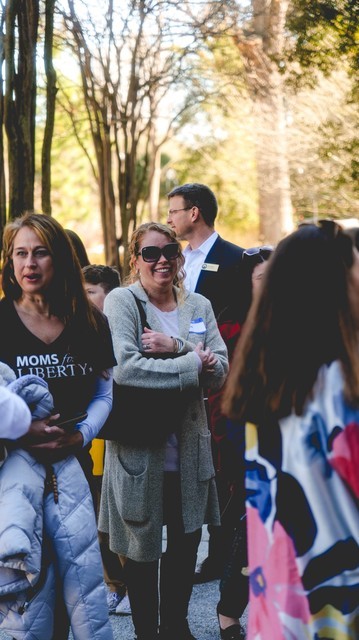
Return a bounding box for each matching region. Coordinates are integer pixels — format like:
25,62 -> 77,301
137,243 -> 180,263
168,207 -> 192,215
243,246 -> 273,261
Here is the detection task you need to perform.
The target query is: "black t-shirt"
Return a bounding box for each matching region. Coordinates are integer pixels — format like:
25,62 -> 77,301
0,298 -> 116,421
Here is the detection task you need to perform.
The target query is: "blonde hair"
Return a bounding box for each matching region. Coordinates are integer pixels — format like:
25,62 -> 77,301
126,222 -> 186,298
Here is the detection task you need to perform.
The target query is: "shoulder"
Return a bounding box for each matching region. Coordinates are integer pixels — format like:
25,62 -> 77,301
214,236 -> 244,259
205,237 -> 244,272
184,290 -> 215,312
0,297 -> 15,326
91,304 -> 111,333
315,361 -> 344,397
78,304 -> 115,367
104,285 -> 135,308
104,285 -> 141,324
0,297 -> 13,312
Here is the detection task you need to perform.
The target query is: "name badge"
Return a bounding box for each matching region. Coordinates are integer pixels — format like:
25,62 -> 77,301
189,318 -> 206,333
201,262 -> 219,272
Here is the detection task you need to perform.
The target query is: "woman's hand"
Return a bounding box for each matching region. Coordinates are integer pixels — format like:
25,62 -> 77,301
16,413 -> 61,445
17,413 -> 84,462
194,342 -> 218,373
28,430 -> 84,463
141,327 -> 174,353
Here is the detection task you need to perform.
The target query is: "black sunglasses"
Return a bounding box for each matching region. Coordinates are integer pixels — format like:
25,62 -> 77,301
137,243 -> 180,263
243,246 -> 273,262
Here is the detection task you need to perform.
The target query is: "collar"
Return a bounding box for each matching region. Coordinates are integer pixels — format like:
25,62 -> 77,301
184,231 -> 218,256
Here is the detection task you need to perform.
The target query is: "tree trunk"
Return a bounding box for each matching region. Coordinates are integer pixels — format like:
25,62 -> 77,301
148,142 -> 161,222
64,0 -> 119,269
94,131 -> 119,270
118,152 -> 132,278
41,0 -> 57,215
0,12 -> 6,242
254,74 -> 293,243
4,0 -> 39,218
235,0 -> 294,244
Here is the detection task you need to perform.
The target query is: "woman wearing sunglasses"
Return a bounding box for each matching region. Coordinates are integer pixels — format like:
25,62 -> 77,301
99,222 -> 229,640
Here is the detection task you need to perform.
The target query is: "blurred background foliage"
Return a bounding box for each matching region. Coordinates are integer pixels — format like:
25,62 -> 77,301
1,0 -> 358,270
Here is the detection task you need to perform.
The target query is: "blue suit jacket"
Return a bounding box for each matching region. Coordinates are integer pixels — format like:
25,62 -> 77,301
195,236 -> 244,319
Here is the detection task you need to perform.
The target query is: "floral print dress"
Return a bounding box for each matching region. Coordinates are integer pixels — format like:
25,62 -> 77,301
245,361 -> 359,639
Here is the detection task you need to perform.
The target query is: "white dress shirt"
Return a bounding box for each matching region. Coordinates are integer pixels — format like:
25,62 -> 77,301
183,232 -> 218,292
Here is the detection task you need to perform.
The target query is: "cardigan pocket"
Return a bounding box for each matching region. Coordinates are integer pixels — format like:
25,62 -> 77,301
115,457 -> 149,522
197,432 -> 215,481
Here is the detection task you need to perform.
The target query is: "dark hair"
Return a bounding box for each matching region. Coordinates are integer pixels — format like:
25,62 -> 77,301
344,226 -> 359,251
2,212 -> 107,372
64,229 -> 91,268
82,264 -> 121,294
222,222 -> 359,422
221,246 -> 273,326
167,183 -> 218,227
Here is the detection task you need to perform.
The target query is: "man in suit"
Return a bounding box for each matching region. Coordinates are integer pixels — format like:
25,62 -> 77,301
167,183 -> 244,584
167,183 -> 244,319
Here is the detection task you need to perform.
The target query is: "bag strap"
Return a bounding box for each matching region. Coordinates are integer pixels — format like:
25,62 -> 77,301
128,289 -> 151,330
128,288 -> 183,361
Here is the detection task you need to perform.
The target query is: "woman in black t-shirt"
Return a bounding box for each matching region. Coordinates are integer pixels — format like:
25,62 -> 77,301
1,212 -> 115,458
0,212 -> 115,639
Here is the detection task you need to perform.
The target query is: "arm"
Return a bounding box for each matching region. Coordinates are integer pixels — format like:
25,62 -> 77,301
75,369 -> 113,446
18,370 -> 113,460
0,386 -> 31,439
104,288 -> 200,391
140,327 -> 194,356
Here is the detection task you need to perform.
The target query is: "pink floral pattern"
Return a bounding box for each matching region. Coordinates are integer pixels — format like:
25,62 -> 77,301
330,422 -> 359,498
247,507 -> 310,639
245,363 -> 359,639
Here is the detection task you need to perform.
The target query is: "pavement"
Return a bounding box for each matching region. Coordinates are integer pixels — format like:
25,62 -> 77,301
0,527 -> 248,640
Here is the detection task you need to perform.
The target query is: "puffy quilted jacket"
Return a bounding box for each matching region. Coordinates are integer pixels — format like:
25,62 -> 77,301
0,448 -> 113,640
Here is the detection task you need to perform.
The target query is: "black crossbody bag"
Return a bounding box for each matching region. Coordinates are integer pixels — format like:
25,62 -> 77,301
98,291 -> 188,446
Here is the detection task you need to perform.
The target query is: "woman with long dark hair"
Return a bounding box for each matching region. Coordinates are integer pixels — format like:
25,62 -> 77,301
223,222 -> 359,639
210,246 -> 273,640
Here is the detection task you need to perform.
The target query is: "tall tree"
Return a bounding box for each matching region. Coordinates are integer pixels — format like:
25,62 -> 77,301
61,0 -> 118,268
59,0 -> 226,272
41,0 -> 57,215
188,0 -> 358,242
242,0 -> 294,242
287,70 -> 359,221
287,0 -> 359,83
164,1 -> 294,244
0,0 -> 57,240
0,2 -> 6,239
3,0 -> 39,218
